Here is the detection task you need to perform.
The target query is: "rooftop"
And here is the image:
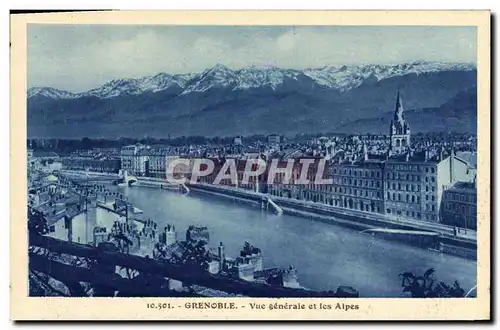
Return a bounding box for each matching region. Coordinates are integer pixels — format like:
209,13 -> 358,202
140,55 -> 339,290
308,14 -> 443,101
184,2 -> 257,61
447,181 -> 477,194
33,151 -> 60,158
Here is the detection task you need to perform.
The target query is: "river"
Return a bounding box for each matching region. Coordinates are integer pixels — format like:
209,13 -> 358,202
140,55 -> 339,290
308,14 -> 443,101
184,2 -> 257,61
116,185 -> 476,297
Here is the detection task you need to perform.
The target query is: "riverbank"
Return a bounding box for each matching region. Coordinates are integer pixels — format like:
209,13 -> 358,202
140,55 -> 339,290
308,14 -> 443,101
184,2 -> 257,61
118,181 -> 477,297
186,183 -> 477,260
58,169 -> 476,260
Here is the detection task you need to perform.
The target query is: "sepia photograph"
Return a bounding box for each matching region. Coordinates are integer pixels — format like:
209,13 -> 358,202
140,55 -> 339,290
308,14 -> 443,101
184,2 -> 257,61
10,10 -> 491,321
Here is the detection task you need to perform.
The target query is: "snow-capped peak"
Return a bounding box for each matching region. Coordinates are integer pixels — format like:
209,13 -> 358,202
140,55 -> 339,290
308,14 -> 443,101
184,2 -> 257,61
233,66 -> 301,90
28,87 -> 77,99
28,61 -> 476,99
181,64 -> 236,94
303,61 -> 476,91
84,73 -> 189,98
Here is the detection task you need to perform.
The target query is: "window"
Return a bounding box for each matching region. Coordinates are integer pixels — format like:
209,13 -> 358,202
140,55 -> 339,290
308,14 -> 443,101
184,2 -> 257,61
406,195 -> 409,202
412,195 -> 415,203
426,168 -> 429,173
432,196 -> 435,201
398,183 -> 401,190
406,174 -> 410,180
431,177 -> 435,183
417,212 -> 421,219
425,177 -> 428,182
426,186 -> 429,192
387,208 -> 391,214
426,195 -> 429,201
431,168 -> 435,174
387,192 -> 391,200
392,183 -> 396,190
432,205 -> 435,212
398,193 -> 401,201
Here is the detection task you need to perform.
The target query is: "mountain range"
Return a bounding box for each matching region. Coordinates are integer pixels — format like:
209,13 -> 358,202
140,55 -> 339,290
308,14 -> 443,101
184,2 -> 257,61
27,61 -> 477,138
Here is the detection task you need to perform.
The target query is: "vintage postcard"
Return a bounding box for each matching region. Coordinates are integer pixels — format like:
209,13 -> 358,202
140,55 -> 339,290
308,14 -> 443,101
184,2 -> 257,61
10,11 -> 490,321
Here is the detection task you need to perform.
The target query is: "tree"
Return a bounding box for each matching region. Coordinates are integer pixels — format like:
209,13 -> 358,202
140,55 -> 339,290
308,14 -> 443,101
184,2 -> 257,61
399,268 -> 466,298
28,207 -> 49,239
174,241 -> 212,272
80,137 -> 92,150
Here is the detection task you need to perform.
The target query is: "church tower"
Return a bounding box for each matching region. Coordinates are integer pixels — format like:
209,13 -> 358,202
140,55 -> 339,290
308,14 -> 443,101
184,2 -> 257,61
389,90 -> 411,154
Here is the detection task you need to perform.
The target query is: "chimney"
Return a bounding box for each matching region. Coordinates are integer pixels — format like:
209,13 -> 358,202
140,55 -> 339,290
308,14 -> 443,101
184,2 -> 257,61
439,146 -> 445,161
450,150 -> 456,183
218,242 -> 225,272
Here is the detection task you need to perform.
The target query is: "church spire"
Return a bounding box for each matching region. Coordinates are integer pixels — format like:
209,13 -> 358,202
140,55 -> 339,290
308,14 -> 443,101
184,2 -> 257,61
389,89 -> 411,154
394,89 -> 404,120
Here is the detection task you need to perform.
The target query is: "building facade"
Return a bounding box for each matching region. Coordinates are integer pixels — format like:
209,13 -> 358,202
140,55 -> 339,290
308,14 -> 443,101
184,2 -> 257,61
329,158 -> 385,213
267,134 -> 281,145
121,144 -> 146,176
121,144 -> 170,178
440,181 -> 477,230
61,156 -> 121,173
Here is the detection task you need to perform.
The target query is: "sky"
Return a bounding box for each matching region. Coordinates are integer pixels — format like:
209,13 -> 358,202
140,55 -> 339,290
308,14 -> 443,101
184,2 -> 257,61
28,25 -> 477,93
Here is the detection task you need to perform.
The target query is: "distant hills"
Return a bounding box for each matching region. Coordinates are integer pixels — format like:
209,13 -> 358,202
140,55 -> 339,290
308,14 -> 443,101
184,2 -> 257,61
335,87 -> 478,134
27,61 -> 477,138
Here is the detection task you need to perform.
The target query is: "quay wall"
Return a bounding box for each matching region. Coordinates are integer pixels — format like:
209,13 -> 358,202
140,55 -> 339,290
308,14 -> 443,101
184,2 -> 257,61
186,183 -> 477,259
189,186 -> 261,208
134,179 -> 180,190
